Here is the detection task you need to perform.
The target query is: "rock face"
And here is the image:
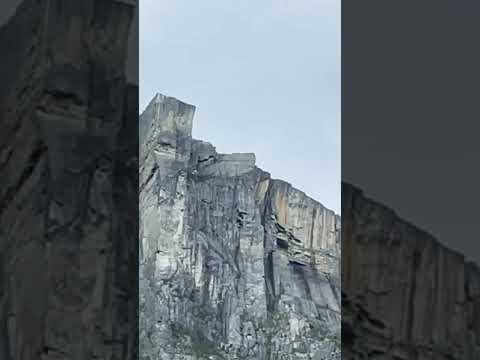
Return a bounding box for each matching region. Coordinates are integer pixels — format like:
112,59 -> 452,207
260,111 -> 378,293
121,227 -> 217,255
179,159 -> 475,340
0,1 -> 138,359
342,183 -> 480,360
139,94 -> 341,359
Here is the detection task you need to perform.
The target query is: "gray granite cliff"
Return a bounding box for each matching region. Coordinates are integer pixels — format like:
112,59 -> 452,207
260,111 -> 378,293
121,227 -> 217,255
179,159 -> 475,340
139,94 -> 341,359
342,183 -> 480,360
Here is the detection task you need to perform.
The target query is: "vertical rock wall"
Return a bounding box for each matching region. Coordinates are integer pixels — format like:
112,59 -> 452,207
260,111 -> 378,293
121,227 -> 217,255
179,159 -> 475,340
139,94 -> 341,359
0,1 -> 137,359
342,183 -> 480,360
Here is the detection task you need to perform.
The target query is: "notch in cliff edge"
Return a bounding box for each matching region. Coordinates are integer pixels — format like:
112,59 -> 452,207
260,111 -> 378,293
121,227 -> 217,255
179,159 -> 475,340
141,93 -> 259,176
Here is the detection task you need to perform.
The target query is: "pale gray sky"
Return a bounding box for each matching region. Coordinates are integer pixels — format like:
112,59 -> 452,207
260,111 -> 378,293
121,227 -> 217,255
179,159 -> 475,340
140,0 -> 340,213
2,0 -> 340,213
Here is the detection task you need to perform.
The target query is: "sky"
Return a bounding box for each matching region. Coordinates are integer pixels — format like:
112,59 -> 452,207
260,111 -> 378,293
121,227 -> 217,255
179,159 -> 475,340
140,0 -> 341,213
1,0 -> 340,213
3,1 -> 480,264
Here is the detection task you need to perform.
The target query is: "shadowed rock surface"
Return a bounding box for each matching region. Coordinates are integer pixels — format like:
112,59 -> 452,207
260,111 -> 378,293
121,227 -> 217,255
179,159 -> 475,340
342,183 -> 480,359
0,1 -> 138,359
139,94 -> 341,359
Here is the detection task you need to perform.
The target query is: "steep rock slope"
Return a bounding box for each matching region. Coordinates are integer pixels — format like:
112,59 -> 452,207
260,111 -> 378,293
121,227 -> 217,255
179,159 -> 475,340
0,1 -> 138,359
139,94 -> 341,359
342,183 -> 480,360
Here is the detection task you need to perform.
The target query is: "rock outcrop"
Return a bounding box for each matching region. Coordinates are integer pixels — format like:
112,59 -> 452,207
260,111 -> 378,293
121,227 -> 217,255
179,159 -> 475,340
139,94 -> 341,359
342,183 -> 480,360
0,1 -> 138,359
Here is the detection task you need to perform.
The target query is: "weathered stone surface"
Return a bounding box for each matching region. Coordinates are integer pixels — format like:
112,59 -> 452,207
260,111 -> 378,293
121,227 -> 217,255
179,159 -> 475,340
0,1 -> 137,359
139,94 -> 340,359
342,183 -> 480,360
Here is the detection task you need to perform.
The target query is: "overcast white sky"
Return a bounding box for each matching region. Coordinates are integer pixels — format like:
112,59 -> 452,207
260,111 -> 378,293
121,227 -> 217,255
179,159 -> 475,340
141,0 -> 340,213
2,0 -> 340,213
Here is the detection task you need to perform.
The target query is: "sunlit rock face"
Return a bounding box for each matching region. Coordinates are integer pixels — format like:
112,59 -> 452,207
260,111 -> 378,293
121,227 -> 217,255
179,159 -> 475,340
139,94 -> 340,360
342,184 -> 480,360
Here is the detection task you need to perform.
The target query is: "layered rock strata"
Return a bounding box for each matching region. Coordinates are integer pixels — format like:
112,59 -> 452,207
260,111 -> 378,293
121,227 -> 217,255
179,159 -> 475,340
342,183 -> 480,360
139,94 -> 341,359
0,1 -> 138,359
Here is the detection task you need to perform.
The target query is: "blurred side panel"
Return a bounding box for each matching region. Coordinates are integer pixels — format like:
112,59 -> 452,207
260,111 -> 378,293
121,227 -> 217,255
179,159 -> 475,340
342,0 -> 480,359
342,184 -> 479,359
0,0 -> 138,359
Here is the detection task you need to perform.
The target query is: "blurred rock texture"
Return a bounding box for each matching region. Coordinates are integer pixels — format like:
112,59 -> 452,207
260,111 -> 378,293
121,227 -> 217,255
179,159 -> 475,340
342,183 -> 480,359
0,1 -> 138,359
139,94 -> 341,359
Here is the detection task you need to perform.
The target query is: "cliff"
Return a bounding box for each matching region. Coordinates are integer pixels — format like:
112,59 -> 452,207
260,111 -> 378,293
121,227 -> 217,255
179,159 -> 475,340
139,94 -> 341,359
342,183 -> 480,359
0,1 -> 138,359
